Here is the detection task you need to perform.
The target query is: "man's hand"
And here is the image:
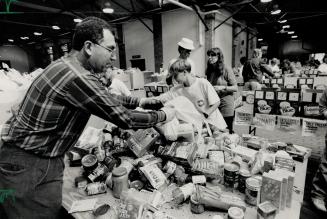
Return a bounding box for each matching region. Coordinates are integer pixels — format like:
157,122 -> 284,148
139,98 -> 164,110
214,85 -> 226,91
160,106 -> 176,122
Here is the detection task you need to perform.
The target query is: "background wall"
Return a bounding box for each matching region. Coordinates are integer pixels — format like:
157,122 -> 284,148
214,10 -> 233,69
162,9 -> 205,76
123,19 -> 155,71
0,45 -> 33,73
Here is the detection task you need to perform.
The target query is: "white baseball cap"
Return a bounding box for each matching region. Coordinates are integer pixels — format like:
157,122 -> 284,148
177,37 -> 195,50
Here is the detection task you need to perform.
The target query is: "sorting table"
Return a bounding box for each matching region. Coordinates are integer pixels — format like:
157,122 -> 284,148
62,145 -> 311,219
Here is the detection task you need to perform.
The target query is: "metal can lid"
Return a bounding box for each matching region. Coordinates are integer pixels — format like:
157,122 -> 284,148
246,177 -> 261,190
258,201 -> 277,216
228,207 -> 244,219
239,169 -> 251,177
224,163 -> 239,172
112,167 -> 127,177
130,180 -> 144,190
81,154 -> 98,168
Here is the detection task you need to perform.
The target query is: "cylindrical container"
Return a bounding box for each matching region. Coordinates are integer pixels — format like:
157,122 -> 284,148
130,180 -> 144,190
103,155 -> 120,172
86,182 -> 107,195
113,135 -> 120,148
87,164 -> 109,182
112,167 -> 129,199
257,201 -> 277,219
228,207 -> 244,219
190,194 -> 205,214
245,177 -> 261,206
94,146 -> 105,162
172,183 -> 195,205
103,133 -> 113,156
81,154 -> 98,172
177,123 -> 194,141
119,159 -> 134,174
238,169 -> 251,193
192,175 -> 206,186
224,163 -> 240,189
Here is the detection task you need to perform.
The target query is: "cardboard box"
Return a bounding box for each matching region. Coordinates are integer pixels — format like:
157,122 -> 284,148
143,71 -> 154,84
254,90 -> 276,115
270,78 -> 284,88
300,89 -> 324,119
115,72 -> 132,90
126,128 -> 160,157
125,68 -> 144,90
276,89 -> 300,117
313,76 -> 327,90
284,77 -> 298,89
144,82 -> 158,97
298,77 -> 314,89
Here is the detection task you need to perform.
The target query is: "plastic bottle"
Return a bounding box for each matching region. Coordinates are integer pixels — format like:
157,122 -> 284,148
172,183 -> 195,205
112,167 -> 129,199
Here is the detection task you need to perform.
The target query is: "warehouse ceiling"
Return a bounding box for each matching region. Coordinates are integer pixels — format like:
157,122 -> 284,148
1,0 -> 327,47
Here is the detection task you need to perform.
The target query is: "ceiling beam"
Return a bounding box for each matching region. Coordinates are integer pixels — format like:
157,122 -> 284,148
11,1 -> 85,18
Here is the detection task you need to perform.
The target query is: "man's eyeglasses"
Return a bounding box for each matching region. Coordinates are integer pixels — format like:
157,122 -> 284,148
93,42 -> 115,54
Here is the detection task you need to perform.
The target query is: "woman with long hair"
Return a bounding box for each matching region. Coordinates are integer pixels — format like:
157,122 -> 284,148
206,47 -> 238,133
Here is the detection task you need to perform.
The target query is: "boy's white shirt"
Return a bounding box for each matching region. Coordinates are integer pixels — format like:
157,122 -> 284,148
156,78 -> 227,129
108,78 -> 131,96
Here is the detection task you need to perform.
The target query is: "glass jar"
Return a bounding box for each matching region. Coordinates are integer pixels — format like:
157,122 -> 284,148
112,167 -> 129,199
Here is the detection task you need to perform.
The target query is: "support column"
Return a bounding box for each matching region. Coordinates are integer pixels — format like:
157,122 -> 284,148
152,14 -> 163,73
116,24 -> 126,69
204,13 -> 216,66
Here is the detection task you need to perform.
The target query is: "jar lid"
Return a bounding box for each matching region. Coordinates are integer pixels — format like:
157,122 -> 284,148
228,207 -> 244,219
258,201 -> 277,216
81,154 -> 97,168
112,167 -> 127,177
239,169 -> 251,177
130,180 -> 144,190
246,177 -> 261,190
224,163 -> 239,172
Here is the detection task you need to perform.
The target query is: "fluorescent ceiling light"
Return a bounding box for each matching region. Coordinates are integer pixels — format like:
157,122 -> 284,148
279,19 -> 287,23
8,39 -> 14,42
258,38 -> 263,41
291,35 -> 298,38
52,25 -> 60,30
34,32 -> 43,36
20,36 -> 29,40
282,25 -> 290,29
261,0 -> 272,2
288,31 -> 295,34
103,8 -> 114,13
271,9 -> 281,15
74,18 -> 82,23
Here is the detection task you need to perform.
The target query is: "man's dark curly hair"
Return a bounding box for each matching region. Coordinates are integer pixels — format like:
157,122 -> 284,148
72,16 -> 112,50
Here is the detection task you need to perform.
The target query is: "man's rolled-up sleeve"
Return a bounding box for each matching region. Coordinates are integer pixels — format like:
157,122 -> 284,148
65,75 -> 165,129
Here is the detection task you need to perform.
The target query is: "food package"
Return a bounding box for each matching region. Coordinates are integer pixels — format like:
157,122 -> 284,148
157,141 -> 198,167
191,159 -> 224,181
139,164 -> 168,190
126,128 -> 160,157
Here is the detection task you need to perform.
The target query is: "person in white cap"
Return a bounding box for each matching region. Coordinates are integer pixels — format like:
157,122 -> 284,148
166,37 -> 195,86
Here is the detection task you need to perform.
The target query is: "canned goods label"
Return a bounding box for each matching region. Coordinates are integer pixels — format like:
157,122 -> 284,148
192,175 -> 206,184
245,178 -> 261,206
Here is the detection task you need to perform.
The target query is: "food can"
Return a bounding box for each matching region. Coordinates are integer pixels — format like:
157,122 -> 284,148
257,201 -> 277,219
245,177 -> 261,206
86,182 -> 107,195
224,163 -> 239,189
192,175 -> 206,185
87,164 -> 109,182
238,169 -> 251,193
228,207 -> 244,219
81,154 -> 98,172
